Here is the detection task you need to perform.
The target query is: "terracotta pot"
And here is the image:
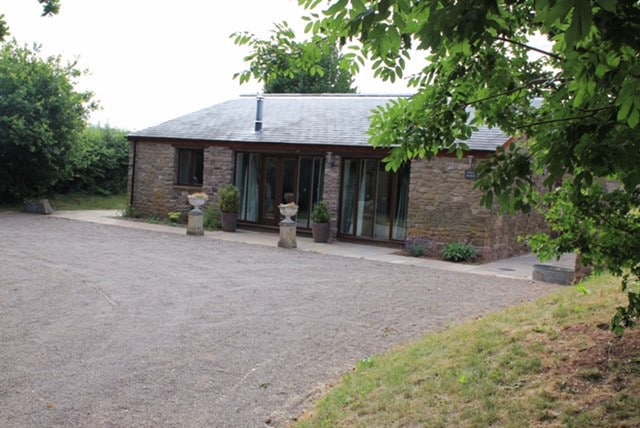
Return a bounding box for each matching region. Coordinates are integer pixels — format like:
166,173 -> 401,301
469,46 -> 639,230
311,222 -> 330,243
221,212 -> 238,232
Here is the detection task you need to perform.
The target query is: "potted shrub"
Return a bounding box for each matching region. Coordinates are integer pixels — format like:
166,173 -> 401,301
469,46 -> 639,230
219,185 -> 240,232
311,201 -> 331,243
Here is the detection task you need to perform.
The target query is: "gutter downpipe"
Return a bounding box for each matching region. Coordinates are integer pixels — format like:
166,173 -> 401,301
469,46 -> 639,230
129,138 -> 137,207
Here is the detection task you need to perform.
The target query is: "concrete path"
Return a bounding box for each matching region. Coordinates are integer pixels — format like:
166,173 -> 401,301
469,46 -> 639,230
52,209 -> 576,281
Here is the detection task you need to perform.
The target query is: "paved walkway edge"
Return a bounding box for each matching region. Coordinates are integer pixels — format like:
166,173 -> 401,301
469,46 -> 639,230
49,210 -> 576,281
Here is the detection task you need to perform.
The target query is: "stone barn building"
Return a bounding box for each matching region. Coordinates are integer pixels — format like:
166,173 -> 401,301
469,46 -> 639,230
127,94 -> 541,260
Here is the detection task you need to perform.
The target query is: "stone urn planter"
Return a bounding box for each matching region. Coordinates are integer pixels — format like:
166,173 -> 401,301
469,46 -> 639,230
188,192 -> 208,213
187,192 -> 208,236
278,203 -> 298,249
278,203 -> 299,224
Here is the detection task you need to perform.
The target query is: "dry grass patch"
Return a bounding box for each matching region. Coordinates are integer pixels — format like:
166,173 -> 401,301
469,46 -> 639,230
296,275 -> 640,427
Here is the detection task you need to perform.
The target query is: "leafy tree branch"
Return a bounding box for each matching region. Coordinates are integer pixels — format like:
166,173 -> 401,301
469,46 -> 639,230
231,22 -> 356,94
495,36 -> 563,61
0,0 -> 60,41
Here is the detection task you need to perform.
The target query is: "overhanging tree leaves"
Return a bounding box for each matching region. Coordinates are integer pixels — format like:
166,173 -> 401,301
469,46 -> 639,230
0,41 -> 94,202
296,0 -> 640,332
0,0 -> 61,41
231,21 -> 356,93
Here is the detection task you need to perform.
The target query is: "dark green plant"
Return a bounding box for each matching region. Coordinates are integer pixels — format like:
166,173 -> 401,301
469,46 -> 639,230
442,242 -> 478,263
148,214 -> 160,224
219,185 -> 240,213
408,243 -> 426,258
311,201 -> 330,223
231,21 -> 356,93
59,126 -> 129,196
528,181 -> 640,335
204,206 -> 221,231
0,41 -> 94,202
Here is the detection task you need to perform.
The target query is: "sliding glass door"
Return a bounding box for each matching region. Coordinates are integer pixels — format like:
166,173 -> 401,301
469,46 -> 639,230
340,158 -> 409,241
236,153 -> 260,222
235,153 -> 324,228
296,157 -> 324,228
261,157 -> 297,225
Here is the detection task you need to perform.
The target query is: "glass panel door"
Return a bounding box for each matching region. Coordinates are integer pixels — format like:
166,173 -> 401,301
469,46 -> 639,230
297,157 -> 326,228
236,153 -> 261,222
340,159 -> 358,235
260,157 -> 298,226
339,158 -> 409,242
235,153 -> 324,229
282,158 -> 296,204
374,163 -> 391,240
392,164 -> 410,240
357,160 -> 377,237
297,158 -> 312,228
262,157 -> 278,223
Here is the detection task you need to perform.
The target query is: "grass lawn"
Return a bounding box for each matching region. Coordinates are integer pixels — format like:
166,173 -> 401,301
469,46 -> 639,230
296,275 -> 640,427
0,192 -> 127,212
47,192 -> 127,211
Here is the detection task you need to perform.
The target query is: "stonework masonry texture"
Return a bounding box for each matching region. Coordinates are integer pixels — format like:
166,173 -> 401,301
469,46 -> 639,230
129,142 -> 234,219
406,157 -> 543,261
321,152 -> 341,241
129,142 -> 543,260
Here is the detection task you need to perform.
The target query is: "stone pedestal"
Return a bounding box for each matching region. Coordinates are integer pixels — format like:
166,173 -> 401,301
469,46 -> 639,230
38,199 -> 53,215
187,209 -> 204,236
278,220 -> 297,249
277,203 -> 298,249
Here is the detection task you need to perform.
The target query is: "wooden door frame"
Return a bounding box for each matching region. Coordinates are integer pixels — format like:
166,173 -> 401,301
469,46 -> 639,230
259,156 -> 299,227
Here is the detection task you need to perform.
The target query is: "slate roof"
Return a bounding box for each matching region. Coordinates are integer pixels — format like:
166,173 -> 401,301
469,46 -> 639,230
129,94 -> 510,152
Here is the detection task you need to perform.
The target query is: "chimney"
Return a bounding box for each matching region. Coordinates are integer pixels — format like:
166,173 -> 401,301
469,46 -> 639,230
255,95 -> 264,132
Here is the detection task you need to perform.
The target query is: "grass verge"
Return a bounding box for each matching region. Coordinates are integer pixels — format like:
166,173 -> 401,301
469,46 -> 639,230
296,275 -> 640,427
0,192 -> 126,212
48,193 -> 127,210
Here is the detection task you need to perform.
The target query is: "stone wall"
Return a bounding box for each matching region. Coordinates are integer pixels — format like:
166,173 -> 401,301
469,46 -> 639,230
204,146 -> 234,205
129,142 -> 234,218
406,156 -> 543,261
129,141 -> 544,260
321,152 -> 341,241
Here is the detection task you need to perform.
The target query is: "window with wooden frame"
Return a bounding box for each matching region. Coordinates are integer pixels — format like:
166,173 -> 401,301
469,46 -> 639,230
176,148 -> 204,186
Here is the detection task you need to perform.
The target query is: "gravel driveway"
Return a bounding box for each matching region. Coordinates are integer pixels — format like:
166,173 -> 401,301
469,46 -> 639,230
0,213 -> 557,427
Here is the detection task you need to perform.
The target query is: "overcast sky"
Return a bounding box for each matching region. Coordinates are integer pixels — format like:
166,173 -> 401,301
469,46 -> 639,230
3,0 -> 413,131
